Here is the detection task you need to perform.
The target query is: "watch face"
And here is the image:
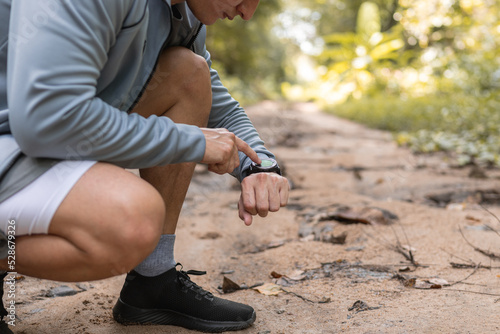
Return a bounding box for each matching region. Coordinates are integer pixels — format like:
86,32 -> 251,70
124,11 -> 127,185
259,159 -> 275,168
245,158 -> 281,177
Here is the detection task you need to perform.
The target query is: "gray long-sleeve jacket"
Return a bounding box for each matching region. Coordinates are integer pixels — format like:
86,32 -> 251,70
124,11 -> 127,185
0,0 -> 274,203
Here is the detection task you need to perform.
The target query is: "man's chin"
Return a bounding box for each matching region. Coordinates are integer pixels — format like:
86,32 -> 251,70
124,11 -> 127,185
203,17 -> 219,25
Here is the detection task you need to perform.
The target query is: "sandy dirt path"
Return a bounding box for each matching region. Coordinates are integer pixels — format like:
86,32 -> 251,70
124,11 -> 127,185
10,101 -> 500,333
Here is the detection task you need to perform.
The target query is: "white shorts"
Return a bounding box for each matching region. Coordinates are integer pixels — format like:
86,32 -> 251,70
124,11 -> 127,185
0,160 -> 96,236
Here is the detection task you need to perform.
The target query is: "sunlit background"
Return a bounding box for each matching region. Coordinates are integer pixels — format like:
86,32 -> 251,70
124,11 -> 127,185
206,0 -> 500,167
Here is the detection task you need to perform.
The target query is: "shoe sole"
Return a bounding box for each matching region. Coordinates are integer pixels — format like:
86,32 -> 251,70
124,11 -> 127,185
112,298 -> 256,333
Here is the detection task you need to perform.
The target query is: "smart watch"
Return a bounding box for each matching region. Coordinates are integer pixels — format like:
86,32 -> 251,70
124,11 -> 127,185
243,158 -> 281,178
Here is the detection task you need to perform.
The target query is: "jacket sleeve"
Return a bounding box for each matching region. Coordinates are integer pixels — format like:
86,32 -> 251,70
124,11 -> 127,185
201,47 -> 276,181
7,0 -> 206,168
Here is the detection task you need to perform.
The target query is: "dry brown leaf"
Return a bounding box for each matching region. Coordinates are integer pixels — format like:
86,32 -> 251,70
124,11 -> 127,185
222,276 -> 241,293
322,206 -> 396,225
270,271 -> 283,279
414,279 -> 434,289
428,278 -> 450,286
414,279 -> 443,289
403,278 -> 416,288
465,215 -> 481,222
253,283 -> 283,296
287,270 -> 306,281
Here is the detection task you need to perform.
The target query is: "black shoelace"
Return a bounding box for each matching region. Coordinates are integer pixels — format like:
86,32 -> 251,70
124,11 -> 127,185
176,264 -> 214,301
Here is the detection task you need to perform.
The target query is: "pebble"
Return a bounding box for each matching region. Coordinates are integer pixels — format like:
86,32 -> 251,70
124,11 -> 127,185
220,270 -> 235,275
46,285 -> 79,297
30,308 -> 44,314
346,246 -> 365,251
464,225 -> 490,231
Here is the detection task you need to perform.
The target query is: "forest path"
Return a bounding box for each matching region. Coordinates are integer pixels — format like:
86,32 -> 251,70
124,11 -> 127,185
14,101 -> 500,334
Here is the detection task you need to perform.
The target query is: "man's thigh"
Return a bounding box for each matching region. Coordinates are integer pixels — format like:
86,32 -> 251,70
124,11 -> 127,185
0,162 -> 162,242
0,162 -> 165,279
0,160 -> 96,236
49,163 -> 164,249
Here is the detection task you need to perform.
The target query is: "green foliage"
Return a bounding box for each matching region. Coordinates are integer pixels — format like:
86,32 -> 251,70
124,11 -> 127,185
398,95 -> 500,166
205,0 -> 500,166
330,95 -> 446,133
282,1 -> 407,104
318,0 -> 500,166
331,93 -> 500,166
357,2 -> 381,39
205,0 -> 286,104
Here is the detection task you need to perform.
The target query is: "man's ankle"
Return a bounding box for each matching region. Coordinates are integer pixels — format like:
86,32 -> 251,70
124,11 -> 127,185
134,234 -> 176,277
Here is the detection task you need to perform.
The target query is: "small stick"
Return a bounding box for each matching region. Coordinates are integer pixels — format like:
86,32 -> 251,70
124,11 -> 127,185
450,263 -> 480,286
388,223 -> 417,266
443,288 -> 500,298
450,262 -> 500,270
280,288 -> 314,303
365,228 -> 419,266
458,226 -> 500,260
320,262 -> 436,268
397,220 -> 413,259
479,204 -> 500,237
281,288 -> 329,304
393,244 -> 418,266
483,224 -> 500,238
440,248 -> 475,265
480,204 -> 500,226
458,282 -> 488,287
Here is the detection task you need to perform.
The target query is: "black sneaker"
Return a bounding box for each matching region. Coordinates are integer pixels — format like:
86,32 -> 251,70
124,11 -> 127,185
113,265 -> 256,333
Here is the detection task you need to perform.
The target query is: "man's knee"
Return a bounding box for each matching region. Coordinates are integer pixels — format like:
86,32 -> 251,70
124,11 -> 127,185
164,46 -> 210,77
160,47 -> 212,114
96,183 -> 165,272
134,46 -> 212,125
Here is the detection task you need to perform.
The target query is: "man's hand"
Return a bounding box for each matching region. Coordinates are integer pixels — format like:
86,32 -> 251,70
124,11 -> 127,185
201,128 -> 261,174
238,173 -> 290,226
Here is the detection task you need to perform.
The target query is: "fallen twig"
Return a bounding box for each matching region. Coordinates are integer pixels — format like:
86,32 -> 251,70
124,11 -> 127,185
393,244 -> 417,265
364,227 -> 420,267
458,225 -> 500,260
281,288 -> 331,304
442,288 -> 500,298
479,204 -> 500,238
449,263 -> 480,286
480,204 -> 500,226
455,282 -> 488,287
483,224 -> 500,238
388,219 -> 419,267
440,248 -> 475,265
450,262 -> 500,269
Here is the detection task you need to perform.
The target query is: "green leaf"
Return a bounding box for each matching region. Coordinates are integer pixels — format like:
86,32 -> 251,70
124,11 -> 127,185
357,2 -> 382,41
322,32 -> 359,45
370,39 -> 405,60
